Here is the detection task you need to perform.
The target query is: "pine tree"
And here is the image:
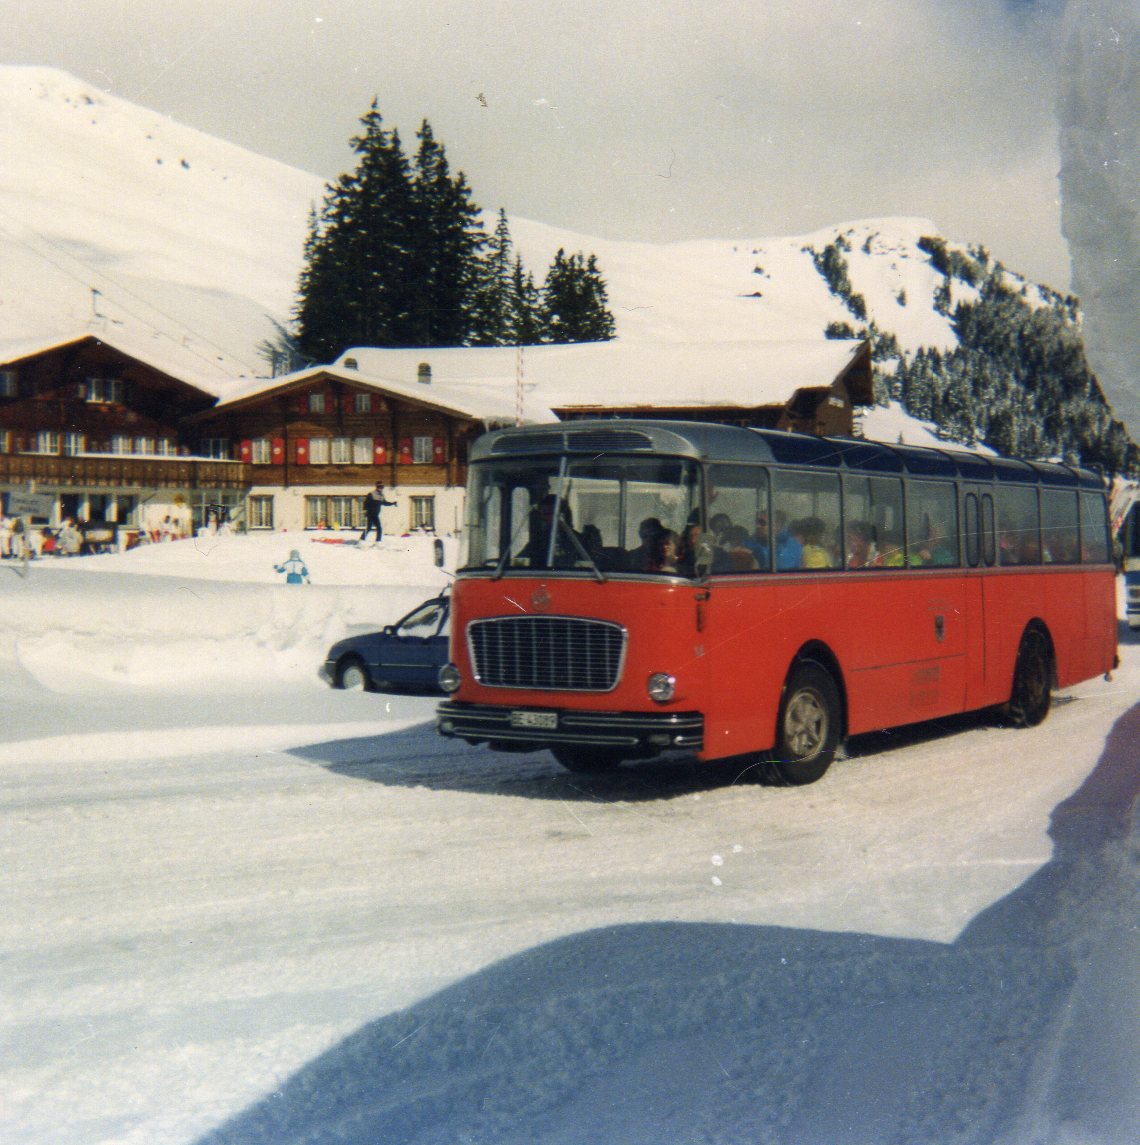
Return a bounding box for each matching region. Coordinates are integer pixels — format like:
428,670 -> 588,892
294,101 -> 416,360
470,209 -> 515,346
510,256 -> 543,345
407,121 -> 486,346
540,250 -> 616,343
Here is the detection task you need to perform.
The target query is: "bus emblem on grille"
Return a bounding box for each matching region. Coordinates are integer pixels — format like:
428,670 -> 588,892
531,587 -> 552,612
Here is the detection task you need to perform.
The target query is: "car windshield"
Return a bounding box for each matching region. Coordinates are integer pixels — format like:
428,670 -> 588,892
460,455 -> 701,576
396,600 -> 447,637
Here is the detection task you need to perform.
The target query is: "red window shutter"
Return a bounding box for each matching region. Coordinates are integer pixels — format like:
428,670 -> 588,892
294,438 -> 309,465
373,438 -> 388,464
239,439 -> 252,462
399,437 -> 413,465
343,393 -> 355,414
295,394 -> 307,415
433,436 -> 446,462
271,437 -> 285,463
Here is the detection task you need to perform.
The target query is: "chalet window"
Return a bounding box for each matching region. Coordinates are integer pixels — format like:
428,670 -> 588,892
304,495 -> 364,530
111,435 -> 132,455
250,438 -> 273,465
200,438 -> 229,460
154,439 -> 177,457
330,437 -> 352,465
0,370 -> 17,397
412,435 -> 435,464
308,437 -> 330,465
309,393 -> 326,414
80,376 -> 125,404
134,437 -> 155,456
354,392 -> 372,413
0,430 -> 11,453
36,431 -> 60,455
62,432 -> 86,457
247,495 -> 274,530
410,496 -> 436,531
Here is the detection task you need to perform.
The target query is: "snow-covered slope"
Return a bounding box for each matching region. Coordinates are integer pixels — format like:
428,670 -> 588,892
0,66 -> 1025,405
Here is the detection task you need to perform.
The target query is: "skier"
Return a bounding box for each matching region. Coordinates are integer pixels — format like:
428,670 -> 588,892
360,482 -> 396,545
274,550 -> 310,584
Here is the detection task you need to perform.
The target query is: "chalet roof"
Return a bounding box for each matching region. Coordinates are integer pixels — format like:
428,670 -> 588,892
222,339 -> 870,425
0,332 -> 227,400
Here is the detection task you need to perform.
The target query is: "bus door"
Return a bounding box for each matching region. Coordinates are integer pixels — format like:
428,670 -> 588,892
962,486 -> 997,707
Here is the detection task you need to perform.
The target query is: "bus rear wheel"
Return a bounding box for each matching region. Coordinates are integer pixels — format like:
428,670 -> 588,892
765,661 -> 841,786
1006,626 -> 1053,728
552,746 -> 624,774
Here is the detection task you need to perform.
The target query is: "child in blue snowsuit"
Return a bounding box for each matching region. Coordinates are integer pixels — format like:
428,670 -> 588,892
274,550 -> 310,584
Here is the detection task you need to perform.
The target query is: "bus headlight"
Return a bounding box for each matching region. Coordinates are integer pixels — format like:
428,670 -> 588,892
647,672 -> 677,703
438,663 -> 462,694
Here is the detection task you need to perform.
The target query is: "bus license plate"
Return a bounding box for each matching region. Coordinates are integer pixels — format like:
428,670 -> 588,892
510,710 -> 558,730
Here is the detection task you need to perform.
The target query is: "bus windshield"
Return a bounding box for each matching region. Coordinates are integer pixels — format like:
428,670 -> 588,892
461,455 -> 702,576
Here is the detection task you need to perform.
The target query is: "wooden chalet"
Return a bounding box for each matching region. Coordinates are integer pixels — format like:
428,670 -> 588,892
2,335 -> 875,541
0,335 -> 244,537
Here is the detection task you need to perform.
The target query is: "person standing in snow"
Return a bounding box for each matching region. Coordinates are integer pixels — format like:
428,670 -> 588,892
274,550 -> 310,584
360,482 -> 396,545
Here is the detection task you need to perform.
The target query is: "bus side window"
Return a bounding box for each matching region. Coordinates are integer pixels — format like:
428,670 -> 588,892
1041,489 -> 1079,563
1080,491 -> 1110,563
996,485 -> 1041,565
773,470 -> 841,570
906,481 -> 959,567
843,475 -> 904,569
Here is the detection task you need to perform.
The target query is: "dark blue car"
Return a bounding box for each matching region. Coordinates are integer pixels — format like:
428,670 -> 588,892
321,595 -> 450,693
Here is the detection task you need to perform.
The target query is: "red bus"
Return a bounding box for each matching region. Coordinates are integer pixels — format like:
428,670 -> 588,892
437,421 -> 1118,784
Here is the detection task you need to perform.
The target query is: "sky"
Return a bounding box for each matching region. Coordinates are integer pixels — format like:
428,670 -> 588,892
5,0 -> 1076,290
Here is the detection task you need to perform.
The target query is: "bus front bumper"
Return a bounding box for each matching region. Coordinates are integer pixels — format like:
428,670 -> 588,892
437,701 -> 704,754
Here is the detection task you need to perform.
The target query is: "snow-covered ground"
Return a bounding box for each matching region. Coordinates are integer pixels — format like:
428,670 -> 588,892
1,536 -> 1136,1144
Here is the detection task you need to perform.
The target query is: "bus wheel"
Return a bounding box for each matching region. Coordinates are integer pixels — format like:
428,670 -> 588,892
766,661 -> 841,785
552,747 -> 623,773
1006,626 -> 1053,728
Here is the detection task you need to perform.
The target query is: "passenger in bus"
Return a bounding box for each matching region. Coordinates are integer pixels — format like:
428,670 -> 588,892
845,520 -> 881,568
717,524 -> 759,572
630,516 -> 666,571
915,517 -> 955,566
772,510 -> 803,569
519,494 -> 578,567
878,528 -> 906,567
709,513 -> 733,545
795,517 -> 834,569
647,529 -> 683,574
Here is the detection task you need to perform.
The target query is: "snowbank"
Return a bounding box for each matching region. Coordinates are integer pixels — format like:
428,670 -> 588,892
0,533 -> 453,693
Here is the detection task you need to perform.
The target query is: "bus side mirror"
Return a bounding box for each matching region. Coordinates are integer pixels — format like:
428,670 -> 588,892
694,533 -> 716,579
433,538 -> 444,567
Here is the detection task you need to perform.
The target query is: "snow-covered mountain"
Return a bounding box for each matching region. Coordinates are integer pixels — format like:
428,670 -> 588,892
0,67 -> 1041,405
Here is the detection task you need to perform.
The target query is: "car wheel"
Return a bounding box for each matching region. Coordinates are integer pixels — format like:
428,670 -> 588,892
338,657 -> 371,692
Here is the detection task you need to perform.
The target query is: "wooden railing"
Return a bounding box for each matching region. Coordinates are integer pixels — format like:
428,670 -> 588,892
0,453 -> 251,490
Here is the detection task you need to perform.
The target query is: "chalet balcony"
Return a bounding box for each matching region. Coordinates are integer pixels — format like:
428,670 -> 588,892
0,452 -> 251,491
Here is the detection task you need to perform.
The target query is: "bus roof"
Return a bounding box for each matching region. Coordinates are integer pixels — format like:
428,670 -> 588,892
471,419 -> 1104,489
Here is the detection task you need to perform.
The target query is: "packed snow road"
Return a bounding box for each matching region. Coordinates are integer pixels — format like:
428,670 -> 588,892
1,549 -> 1136,1143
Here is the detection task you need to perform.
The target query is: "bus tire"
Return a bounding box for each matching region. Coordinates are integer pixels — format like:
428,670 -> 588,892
552,746 -> 623,773
1006,625 -> 1053,728
766,661 -> 841,785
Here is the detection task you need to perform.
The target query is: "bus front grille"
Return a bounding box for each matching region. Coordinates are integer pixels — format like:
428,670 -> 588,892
468,616 -> 627,692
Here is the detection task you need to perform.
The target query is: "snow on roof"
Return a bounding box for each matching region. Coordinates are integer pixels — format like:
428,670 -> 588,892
318,340 -> 868,424
0,330 -> 225,397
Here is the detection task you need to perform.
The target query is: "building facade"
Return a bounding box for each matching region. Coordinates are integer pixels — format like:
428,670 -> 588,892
1,335 -> 873,541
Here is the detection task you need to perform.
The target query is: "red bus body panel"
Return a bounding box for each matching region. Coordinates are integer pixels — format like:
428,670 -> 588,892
449,562 -> 1117,762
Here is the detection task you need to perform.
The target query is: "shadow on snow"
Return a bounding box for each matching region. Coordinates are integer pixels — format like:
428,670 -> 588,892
289,706 -> 1005,804
201,703 -> 1140,1145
